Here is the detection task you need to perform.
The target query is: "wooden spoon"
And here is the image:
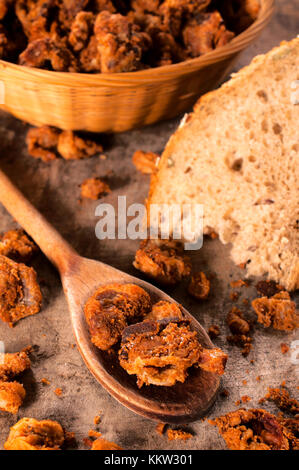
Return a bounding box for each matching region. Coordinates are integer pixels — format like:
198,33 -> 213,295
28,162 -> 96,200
0,169 -> 220,424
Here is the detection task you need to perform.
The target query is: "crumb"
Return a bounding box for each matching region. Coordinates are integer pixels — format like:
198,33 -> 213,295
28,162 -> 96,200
263,386 -> 299,415
256,376 -> 261,382
235,400 -> 241,406
230,291 -> 239,302
226,307 -> 252,357
230,280 -> 249,288
250,360 -> 255,365
94,415 -> 101,426
242,380 -> 247,385
209,232 -> 218,239
156,423 -> 166,435
242,298 -> 249,306
208,324 -> 220,339
88,430 -> 102,438
54,388 -> 62,397
100,154 -> 107,160
132,150 -> 160,174
280,343 -> 289,354
167,429 -> 193,441
80,177 -> 111,200
188,272 -> 210,300
91,438 -> 122,450
241,395 -> 251,403
252,292 -> 298,331
41,378 -> 50,385
0,229 -> 38,262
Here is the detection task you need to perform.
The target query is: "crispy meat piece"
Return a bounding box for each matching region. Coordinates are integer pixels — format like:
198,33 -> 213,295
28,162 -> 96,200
57,0 -> 89,29
69,11 -> 94,52
94,10 -> 151,72
188,272 -> 210,300
216,0 -> 260,34
210,408 -> 292,450
252,292 -> 298,331
79,34 -> 101,71
146,300 -> 183,321
26,125 -> 60,162
93,0 -> 116,13
19,37 -> 78,72
119,319 -> 202,387
159,0 -> 211,38
226,307 -> 252,357
132,150 -> 159,175
0,381 -> 26,414
4,417 -> 65,450
263,386 -> 299,415
183,11 -> 235,57
15,0 -> 59,41
279,417 -> 299,450
227,307 -> 250,335
0,350 -> 31,381
167,429 -> 193,441
91,438 -> 122,450
208,324 -> 220,339
0,255 -> 42,327
131,0 -> 161,14
197,346 -> 227,375
0,0 -> 14,20
84,283 -> 151,350
133,239 -> 191,285
57,131 -> 103,160
119,319 -> 227,387
80,177 -> 111,200
0,229 -> 37,262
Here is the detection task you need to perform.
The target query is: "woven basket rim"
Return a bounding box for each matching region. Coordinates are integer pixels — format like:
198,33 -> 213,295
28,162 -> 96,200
0,0 -> 274,86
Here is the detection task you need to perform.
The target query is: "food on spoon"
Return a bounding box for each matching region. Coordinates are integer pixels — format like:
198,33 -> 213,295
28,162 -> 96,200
145,300 -> 184,321
133,239 -> 191,285
84,283 -> 151,350
4,417 -> 65,450
210,408 -> 297,450
119,318 -> 227,387
0,229 -> 37,262
0,255 -> 42,327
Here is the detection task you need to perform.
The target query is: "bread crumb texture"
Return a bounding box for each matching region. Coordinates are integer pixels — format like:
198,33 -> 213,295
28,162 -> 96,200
148,38 -> 299,291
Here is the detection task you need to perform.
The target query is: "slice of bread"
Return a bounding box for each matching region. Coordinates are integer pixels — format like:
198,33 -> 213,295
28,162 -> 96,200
148,38 -> 299,291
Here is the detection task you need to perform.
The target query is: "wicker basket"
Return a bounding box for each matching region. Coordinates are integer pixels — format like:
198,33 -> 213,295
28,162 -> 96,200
0,0 -> 274,133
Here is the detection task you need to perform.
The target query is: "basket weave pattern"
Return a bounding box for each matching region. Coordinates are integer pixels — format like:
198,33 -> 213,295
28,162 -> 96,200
0,0 -> 274,133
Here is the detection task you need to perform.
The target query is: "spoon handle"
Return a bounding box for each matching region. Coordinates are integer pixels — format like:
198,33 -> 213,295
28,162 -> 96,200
0,169 -> 78,273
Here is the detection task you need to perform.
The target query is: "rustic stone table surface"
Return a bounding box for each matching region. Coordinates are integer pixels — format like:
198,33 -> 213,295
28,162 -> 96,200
0,0 -> 298,450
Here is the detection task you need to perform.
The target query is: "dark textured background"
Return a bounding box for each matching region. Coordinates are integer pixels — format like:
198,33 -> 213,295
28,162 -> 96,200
0,0 -> 298,450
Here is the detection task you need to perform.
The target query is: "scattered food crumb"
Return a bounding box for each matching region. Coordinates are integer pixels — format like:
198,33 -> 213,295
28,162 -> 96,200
230,280 -> 249,288
132,150 -> 160,174
242,380 -> 247,386
91,438 -> 122,450
255,280 -> 283,297
256,376 -> 261,382
80,177 -> 111,200
230,291 -> 239,302
280,343 -> 289,354
54,388 -> 63,397
226,307 -> 252,357
241,395 -> 251,403
94,415 -> 101,426
156,423 -> 166,436
167,429 -> 193,441
88,430 -> 102,438
188,272 -> 210,300
209,232 -> 218,240
208,324 -> 220,340
41,378 -> 50,385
